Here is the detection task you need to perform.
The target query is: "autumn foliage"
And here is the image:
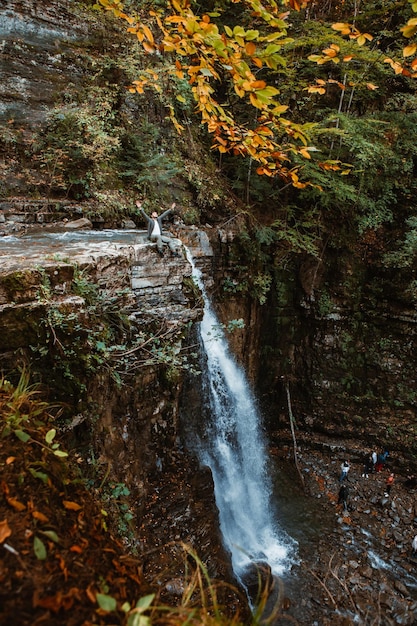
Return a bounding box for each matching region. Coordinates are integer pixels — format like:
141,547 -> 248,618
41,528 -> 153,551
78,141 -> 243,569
94,0 -> 417,188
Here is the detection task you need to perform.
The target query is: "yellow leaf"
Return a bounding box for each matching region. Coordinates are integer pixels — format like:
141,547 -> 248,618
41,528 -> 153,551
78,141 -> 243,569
403,43 -> 417,57
272,104 -> 289,114
62,500 -> 82,511
306,86 -> 326,94
401,25 -> 417,38
249,93 -> 264,109
299,148 -> 312,159
332,22 -> 352,35
142,24 -> 154,43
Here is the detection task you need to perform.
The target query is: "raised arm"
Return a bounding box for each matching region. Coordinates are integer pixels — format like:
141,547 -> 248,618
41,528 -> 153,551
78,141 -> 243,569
159,202 -> 176,221
136,200 -> 150,222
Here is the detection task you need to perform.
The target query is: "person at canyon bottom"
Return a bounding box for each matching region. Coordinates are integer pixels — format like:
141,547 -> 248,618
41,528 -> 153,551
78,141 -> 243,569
339,460 -> 350,482
362,454 -> 373,478
338,484 -> 350,511
136,200 -> 180,257
385,472 -> 395,497
412,535 -> 417,558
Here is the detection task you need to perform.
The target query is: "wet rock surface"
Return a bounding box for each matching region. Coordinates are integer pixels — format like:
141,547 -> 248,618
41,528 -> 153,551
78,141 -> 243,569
270,437 -> 417,625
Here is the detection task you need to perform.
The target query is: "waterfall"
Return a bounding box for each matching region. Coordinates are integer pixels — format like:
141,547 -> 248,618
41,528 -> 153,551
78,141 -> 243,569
185,250 -> 297,585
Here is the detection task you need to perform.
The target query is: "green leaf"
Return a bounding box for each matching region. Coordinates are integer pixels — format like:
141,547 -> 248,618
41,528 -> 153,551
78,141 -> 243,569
29,468 -> 49,484
97,593 -> 117,612
45,428 -> 56,444
40,530 -> 59,543
264,44 -> 282,55
14,429 -> 30,443
33,536 -> 47,560
53,449 -> 68,458
128,616 -> 150,626
233,25 -> 245,37
135,594 -> 155,611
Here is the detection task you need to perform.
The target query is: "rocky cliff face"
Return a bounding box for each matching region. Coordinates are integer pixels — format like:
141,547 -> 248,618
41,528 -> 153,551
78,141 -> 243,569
0,222 -> 246,609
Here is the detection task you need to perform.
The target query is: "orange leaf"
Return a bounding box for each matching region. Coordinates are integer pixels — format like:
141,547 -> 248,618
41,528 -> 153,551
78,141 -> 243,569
251,80 -> 267,89
323,46 -> 338,57
142,24 -> 154,43
7,497 -> 26,512
142,41 -> 156,53
245,42 -> 256,55
62,501 -> 82,511
86,584 -> 97,604
332,22 -> 352,35
33,591 -> 63,612
0,519 -> 12,544
6,457 -> 16,465
32,511 -> 49,523
299,148 -> 312,159
70,544 -> 84,553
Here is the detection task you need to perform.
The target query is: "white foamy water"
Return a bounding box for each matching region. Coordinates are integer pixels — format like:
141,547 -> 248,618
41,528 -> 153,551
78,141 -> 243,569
186,249 -> 297,580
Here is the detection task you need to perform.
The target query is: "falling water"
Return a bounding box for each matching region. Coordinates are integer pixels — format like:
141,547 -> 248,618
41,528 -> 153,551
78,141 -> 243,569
185,250 -> 297,585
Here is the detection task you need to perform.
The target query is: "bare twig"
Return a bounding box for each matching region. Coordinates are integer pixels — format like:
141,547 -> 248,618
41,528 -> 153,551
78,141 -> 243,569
306,566 -> 338,608
285,382 -> 305,489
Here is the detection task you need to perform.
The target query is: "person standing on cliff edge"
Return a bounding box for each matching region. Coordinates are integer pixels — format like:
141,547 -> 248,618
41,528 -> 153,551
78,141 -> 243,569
136,200 -> 180,257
